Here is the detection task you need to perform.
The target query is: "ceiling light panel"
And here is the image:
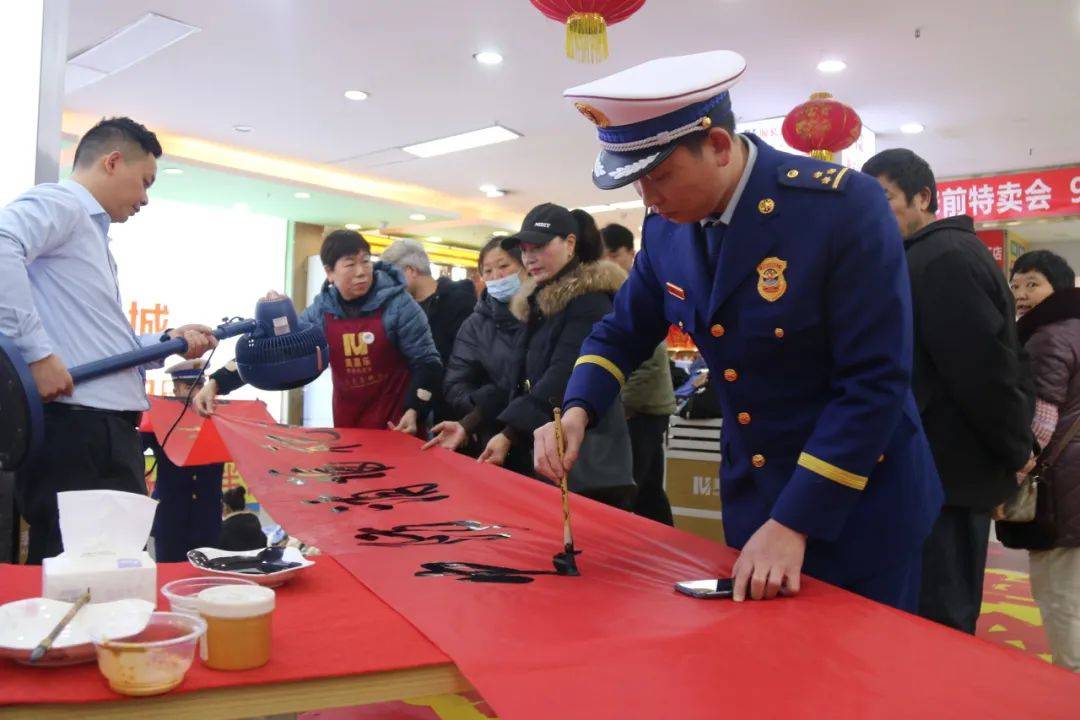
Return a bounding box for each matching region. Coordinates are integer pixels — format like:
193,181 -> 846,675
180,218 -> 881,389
474,51 -> 504,65
68,13 -> 199,74
402,125 -> 521,158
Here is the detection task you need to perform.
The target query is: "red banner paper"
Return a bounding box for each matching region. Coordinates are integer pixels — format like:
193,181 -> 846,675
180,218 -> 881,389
937,165 -> 1080,223
144,396 -> 274,466
212,417 -> 1080,720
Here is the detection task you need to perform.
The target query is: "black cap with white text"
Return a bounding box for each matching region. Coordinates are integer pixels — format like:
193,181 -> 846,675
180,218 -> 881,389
501,203 -> 578,249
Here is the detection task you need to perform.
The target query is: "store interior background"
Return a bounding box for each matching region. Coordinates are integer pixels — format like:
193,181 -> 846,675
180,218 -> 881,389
56,0 -> 1080,422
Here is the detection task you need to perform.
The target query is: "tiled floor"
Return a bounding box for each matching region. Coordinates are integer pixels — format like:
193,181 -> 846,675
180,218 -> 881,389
299,692 -> 498,720
976,542 -> 1051,662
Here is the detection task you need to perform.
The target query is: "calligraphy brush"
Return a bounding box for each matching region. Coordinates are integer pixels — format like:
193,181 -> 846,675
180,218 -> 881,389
552,408 -> 581,576
29,589 -> 91,664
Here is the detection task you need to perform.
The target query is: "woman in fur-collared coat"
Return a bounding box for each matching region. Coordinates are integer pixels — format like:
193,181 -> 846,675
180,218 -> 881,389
999,250 -> 1080,671
477,204 -> 636,509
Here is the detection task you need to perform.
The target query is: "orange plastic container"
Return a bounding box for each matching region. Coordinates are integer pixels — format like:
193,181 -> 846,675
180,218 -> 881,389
195,585 -> 274,671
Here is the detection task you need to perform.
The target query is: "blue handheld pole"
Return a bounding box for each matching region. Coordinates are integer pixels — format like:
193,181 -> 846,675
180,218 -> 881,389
68,318 -> 257,384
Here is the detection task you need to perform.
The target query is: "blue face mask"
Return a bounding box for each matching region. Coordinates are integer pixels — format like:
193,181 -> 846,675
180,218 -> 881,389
486,272 -> 522,302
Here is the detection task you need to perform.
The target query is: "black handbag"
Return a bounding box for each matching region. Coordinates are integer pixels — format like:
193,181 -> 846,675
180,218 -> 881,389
996,414 -> 1080,549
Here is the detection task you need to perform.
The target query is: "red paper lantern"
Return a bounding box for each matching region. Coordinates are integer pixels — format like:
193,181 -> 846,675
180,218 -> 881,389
781,92 -> 862,162
530,0 -> 647,63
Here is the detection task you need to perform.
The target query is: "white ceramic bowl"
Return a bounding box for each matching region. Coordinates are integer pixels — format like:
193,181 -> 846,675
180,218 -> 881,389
0,597 -> 154,666
93,612 -> 206,696
187,546 -> 314,587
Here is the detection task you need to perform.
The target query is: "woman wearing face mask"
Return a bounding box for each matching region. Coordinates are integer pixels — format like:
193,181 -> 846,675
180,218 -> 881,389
424,238 -> 527,456
998,250 -> 1080,671
475,203 -> 635,509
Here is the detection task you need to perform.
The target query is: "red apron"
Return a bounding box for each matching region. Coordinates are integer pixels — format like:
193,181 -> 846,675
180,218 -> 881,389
325,311 -> 411,429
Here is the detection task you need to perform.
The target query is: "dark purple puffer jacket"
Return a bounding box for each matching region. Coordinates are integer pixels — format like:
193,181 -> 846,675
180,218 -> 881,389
1000,288 -> 1080,548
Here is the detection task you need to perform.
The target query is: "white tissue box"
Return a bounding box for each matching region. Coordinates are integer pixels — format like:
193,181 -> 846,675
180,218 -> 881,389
42,552 -> 157,605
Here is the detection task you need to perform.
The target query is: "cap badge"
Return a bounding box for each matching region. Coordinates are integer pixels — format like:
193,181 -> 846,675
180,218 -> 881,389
757,257 -> 788,303
574,102 -> 611,128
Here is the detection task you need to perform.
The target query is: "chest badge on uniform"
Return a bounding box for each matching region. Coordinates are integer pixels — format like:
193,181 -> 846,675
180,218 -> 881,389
665,282 -> 686,300
756,257 -> 788,302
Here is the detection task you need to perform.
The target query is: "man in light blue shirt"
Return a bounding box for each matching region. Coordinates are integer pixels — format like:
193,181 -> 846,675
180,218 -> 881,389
0,117 -> 216,562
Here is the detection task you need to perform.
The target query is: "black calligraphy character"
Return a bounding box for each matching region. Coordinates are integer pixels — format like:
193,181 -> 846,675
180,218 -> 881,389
415,562 -> 559,584
270,460 -> 393,485
304,483 -> 449,512
354,521 -> 510,546
262,427 -> 363,454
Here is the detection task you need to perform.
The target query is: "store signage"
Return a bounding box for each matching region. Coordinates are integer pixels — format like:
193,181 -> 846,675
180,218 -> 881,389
110,197 -> 288,419
977,230 -> 1006,266
937,165 -> 1080,222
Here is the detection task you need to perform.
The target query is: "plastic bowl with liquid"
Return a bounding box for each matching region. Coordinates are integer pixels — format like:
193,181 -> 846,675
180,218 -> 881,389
93,612 -> 206,696
161,577 -> 258,616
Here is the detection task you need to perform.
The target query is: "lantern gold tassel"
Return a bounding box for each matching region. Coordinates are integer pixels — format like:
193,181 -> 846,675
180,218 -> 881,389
566,12 -> 608,63
810,149 -> 834,162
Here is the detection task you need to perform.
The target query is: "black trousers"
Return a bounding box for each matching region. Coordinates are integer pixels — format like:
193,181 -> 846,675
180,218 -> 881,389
15,404 -> 146,564
627,413 -> 674,525
578,484 -> 637,511
918,504 -> 991,634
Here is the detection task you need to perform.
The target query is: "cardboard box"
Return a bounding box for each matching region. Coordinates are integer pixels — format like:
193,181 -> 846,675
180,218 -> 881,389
672,514 -> 726,544
665,448 -> 725,545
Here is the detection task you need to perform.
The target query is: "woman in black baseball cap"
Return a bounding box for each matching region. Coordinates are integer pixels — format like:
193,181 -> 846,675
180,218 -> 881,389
480,204 -> 636,508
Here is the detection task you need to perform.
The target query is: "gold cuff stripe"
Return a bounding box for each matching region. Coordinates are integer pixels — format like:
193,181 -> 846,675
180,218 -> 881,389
575,355 -> 626,387
832,167 -> 850,189
798,452 -> 868,491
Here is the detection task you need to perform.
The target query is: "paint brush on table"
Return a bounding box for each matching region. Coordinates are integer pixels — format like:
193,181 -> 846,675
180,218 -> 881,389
552,408 -> 581,576
29,589 -> 91,664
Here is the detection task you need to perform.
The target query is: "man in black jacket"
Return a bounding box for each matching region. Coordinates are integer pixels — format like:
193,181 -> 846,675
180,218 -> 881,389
381,239 -> 475,363
863,149 -> 1035,633
381,239 -> 477,420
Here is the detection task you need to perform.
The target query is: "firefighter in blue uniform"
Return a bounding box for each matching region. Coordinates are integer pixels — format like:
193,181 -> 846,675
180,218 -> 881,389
143,359 -> 225,561
534,50 -> 943,610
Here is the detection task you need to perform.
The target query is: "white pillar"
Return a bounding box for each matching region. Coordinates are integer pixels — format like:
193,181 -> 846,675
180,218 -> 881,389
0,0 -> 68,206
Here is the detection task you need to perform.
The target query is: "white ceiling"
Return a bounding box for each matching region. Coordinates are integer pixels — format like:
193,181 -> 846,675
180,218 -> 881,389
1007,217 -> 1080,244
66,0 -> 1080,226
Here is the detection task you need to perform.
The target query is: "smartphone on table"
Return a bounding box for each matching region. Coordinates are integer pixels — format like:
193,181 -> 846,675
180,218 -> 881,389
674,578 -> 735,599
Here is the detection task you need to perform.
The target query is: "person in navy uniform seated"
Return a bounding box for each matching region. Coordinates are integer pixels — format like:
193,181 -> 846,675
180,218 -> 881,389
533,50 -> 943,610
143,359 -> 225,561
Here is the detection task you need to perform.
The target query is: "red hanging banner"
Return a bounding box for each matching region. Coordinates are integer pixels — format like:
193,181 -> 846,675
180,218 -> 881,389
209,416 -> 1080,720
937,165 -> 1080,222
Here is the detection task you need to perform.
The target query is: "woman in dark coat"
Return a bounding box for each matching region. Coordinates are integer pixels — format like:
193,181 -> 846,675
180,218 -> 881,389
476,204 -> 635,509
217,486 -> 266,552
425,238 -> 526,456
1000,249 -> 1080,671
